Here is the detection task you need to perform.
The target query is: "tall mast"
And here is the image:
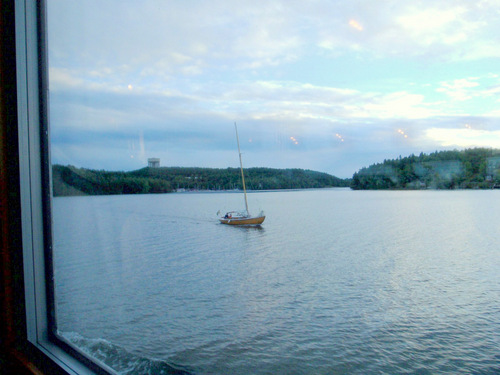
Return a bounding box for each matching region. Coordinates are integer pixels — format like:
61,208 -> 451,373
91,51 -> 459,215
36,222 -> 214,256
235,123 -> 249,214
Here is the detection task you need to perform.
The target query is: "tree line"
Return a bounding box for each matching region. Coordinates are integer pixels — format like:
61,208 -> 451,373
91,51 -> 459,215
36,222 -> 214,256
53,165 -> 350,196
351,148 -> 500,190
52,165 -> 173,196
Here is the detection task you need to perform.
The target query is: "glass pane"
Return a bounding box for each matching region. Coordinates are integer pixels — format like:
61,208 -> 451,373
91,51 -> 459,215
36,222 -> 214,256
48,1 -> 500,374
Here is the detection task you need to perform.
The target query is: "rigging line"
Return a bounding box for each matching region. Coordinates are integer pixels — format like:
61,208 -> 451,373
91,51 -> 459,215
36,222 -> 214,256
235,123 -> 249,214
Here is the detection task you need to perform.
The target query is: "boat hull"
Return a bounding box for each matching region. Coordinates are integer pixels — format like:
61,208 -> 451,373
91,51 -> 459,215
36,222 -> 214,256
219,215 -> 266,225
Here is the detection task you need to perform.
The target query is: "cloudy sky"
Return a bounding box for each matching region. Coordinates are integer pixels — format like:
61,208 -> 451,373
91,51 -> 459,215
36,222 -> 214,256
47,0 -> 500,178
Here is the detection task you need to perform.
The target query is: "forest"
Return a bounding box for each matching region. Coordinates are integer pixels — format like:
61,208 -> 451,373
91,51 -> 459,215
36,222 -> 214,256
52,148 -> 500,196
351,148 -> 500,190
52,165 -> 350,196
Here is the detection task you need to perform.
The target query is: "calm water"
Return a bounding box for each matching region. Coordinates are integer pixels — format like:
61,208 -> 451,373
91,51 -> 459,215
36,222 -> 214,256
53,189 -> 500,374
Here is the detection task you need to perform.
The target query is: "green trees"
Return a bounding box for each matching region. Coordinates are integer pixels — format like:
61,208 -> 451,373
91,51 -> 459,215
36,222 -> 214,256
52,165 -> 173,196
129,166 -> 349,191
52,148 -> 500,196
351,148 -> 500,190
53,165 -> 349,196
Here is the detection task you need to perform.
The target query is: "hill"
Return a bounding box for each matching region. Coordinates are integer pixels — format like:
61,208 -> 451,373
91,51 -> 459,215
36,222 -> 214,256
351,148 -> 500,190
52,165 -> 350,197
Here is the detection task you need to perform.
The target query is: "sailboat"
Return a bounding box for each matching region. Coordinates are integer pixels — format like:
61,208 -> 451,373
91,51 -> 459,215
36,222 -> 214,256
218,124 -> 266,226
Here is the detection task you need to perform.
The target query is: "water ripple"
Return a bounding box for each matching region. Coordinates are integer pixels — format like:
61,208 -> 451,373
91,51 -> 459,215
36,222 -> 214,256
53,191 -> 500,374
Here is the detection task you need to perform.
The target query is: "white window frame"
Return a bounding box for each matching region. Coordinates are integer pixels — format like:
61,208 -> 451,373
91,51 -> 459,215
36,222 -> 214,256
16,0 -> 116,373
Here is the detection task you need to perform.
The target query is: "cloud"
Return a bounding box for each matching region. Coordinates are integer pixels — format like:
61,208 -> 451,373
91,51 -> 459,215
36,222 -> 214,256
47,0 -> 500,177
49,0 -> 500,82
396,7 -> 470,45
426,128 -> 500,148
436,77 -> 480,101
315,2 -> 500,61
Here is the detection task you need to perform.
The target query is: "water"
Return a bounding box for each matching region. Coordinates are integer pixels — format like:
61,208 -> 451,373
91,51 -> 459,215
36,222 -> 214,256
53,189 -> 500,374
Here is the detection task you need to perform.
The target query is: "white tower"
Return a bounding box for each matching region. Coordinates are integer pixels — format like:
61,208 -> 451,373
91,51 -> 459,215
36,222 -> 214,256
148,158 -> 160,168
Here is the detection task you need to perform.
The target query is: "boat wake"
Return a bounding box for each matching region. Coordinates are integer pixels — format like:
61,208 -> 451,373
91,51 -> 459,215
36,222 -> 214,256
60,331 -> 191,375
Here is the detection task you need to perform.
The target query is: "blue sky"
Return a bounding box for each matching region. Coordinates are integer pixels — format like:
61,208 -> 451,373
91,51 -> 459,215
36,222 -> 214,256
47,0 -> 500,178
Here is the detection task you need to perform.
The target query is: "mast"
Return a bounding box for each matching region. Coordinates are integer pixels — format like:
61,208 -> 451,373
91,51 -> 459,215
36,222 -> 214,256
235,123 -> 249,214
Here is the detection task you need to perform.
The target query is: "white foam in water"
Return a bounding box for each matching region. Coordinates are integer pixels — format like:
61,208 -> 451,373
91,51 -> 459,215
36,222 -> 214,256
60,331 -> 191,375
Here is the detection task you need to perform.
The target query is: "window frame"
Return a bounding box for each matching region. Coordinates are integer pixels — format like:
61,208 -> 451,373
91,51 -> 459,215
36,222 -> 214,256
13,0 -> 117,373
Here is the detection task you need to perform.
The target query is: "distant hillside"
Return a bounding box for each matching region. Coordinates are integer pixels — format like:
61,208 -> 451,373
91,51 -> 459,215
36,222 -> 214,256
351,148 -> 500,190
53,165 -> 350,197
52,165 -> 174,196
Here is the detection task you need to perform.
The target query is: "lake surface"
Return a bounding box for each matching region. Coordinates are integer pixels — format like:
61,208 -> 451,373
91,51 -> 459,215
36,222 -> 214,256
53,189 -> 500,374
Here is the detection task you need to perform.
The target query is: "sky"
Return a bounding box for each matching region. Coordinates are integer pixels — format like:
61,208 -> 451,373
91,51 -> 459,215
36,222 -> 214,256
47,0 -> 500,178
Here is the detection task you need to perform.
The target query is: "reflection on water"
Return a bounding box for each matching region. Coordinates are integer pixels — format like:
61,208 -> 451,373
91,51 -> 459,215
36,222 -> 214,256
53,190 -> 500,374
230,225 -> 265,231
